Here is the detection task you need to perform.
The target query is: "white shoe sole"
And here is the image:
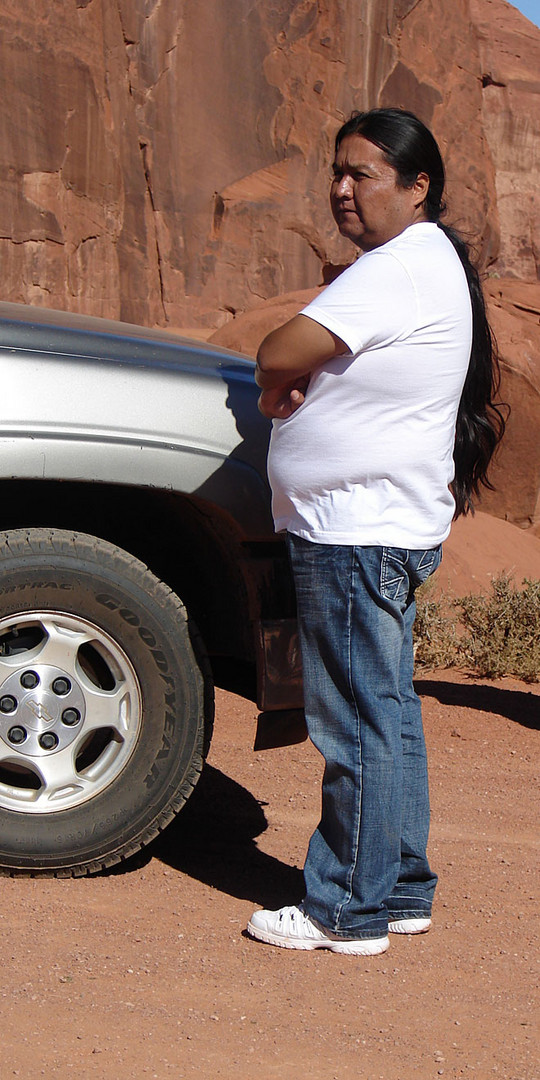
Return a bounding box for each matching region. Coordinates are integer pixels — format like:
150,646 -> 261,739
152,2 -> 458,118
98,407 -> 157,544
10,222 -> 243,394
247,920 -> 389,955
388,917 -> 432,935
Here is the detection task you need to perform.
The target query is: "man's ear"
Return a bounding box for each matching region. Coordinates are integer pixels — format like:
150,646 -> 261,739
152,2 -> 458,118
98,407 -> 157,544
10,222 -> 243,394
414,171 -> 430,208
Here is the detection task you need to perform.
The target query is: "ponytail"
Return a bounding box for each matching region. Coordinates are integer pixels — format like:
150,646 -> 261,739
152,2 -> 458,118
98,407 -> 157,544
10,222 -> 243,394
437,224 -> 508,517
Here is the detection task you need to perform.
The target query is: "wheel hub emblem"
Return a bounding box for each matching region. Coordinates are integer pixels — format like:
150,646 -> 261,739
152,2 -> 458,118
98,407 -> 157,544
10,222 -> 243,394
26,699 -> 55,724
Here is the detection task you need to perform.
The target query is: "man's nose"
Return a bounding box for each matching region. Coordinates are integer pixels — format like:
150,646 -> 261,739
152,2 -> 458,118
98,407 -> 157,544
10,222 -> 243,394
335,174 -> 354,198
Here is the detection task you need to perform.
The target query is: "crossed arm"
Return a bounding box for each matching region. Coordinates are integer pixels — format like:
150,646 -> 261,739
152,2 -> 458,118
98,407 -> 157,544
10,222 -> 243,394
255,314 -> 348,419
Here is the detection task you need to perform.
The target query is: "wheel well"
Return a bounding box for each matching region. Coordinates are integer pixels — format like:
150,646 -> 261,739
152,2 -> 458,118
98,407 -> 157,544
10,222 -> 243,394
0,480 -> 258,673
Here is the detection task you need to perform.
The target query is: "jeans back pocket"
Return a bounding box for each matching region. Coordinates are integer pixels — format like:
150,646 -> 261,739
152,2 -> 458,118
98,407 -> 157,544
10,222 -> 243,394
381,545 -> 442,604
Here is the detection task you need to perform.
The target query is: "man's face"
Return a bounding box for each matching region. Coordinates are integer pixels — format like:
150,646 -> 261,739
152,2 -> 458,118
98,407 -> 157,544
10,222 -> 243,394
330,134 -> 428,251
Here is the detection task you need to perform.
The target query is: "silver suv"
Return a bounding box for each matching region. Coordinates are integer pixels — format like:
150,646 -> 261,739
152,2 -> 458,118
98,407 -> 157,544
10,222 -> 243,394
0,302 -> 302,876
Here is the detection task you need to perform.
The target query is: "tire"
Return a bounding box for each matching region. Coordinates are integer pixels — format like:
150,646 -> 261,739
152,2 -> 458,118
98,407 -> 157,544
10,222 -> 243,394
0,528 -> 213,876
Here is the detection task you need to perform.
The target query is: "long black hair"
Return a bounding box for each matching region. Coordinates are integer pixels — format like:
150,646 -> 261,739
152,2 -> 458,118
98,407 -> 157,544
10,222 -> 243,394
335,108 -> 507,518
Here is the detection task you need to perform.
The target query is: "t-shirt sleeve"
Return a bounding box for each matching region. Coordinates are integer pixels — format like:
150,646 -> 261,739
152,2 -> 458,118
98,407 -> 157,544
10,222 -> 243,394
300,250 -> 419,355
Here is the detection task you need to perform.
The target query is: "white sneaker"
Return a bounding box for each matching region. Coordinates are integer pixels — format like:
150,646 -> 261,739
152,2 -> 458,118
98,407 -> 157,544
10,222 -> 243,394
247,905 -> 389,955
388,917 -> 432,935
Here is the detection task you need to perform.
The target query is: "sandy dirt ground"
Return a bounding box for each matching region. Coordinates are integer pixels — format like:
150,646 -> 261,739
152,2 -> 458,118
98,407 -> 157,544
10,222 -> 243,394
1,671 -> 538,1080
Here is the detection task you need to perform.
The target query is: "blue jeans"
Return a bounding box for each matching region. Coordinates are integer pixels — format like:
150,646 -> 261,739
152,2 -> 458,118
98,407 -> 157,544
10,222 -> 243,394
288,535 -> 442,940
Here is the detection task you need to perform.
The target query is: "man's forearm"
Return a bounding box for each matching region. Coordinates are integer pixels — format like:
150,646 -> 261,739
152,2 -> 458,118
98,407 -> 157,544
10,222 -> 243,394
255,313 -> 347,389
255,365 -> 308,390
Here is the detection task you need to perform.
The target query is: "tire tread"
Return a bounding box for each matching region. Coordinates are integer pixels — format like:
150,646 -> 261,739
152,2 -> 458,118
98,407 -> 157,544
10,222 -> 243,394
0,527 -> 214,877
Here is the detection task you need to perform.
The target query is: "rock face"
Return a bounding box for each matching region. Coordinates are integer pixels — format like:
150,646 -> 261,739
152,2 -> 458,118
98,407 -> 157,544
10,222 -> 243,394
481,279 -> 540,532
0,0 -> 538,530
1,0 -> 538,325
0,2 -> 163,326
471,0 -> 540,281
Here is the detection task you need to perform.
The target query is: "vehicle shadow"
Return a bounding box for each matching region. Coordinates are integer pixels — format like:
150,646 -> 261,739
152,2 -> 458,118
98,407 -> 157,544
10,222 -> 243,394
193,365 -> 272,528
415,679 -> 540,731
149,764 -> 304,907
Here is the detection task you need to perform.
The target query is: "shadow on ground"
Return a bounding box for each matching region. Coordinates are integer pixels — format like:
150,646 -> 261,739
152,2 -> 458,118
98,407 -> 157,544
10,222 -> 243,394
149,764 -> 304,906
109,678 -> 538,884
416,679 -> 539,730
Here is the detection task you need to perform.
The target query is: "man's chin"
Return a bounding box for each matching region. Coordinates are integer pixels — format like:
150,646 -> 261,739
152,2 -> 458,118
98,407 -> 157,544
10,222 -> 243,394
336,220 -> 378,251
337,221 -> 362,246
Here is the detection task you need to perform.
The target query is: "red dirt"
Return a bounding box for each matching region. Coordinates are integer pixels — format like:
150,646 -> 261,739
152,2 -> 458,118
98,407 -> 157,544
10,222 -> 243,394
2,672 -> 538,1080
435,513 -> 540,598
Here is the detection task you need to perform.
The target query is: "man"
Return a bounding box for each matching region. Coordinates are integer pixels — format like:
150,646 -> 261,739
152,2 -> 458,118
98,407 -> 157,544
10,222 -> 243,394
246,108 -> 505,955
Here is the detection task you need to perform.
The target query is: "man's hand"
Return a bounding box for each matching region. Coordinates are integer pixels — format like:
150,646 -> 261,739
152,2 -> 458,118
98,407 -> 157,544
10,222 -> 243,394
258,376 -> 310,420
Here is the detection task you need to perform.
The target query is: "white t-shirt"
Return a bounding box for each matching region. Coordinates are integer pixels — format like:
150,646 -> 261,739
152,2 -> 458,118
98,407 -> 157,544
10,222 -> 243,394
267,222 -> 472,548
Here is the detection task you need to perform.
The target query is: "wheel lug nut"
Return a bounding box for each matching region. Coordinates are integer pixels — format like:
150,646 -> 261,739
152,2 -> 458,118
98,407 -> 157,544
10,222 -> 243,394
52,678 -> 71,696
39,732 -> 59,750
62,708 -> 80,726
20,670 -> 39,689
0,695 -> 17,714
8,726 -> 27,744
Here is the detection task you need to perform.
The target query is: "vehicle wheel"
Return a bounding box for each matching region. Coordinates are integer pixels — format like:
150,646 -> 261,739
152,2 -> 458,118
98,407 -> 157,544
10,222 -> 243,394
0,528 -> 213,876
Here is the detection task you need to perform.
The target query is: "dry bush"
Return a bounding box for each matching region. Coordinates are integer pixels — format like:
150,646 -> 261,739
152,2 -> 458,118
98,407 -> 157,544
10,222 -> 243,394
456,576 -> 540,683
413,587 -> 459,669
414,575 -> 540,682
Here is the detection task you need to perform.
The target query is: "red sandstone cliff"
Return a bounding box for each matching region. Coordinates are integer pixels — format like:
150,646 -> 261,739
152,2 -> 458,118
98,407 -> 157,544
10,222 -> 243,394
0,0 -> 538,530
1,0 -> 538,323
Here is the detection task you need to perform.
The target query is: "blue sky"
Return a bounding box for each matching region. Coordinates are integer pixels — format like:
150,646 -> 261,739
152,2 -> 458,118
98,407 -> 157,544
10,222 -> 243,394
509,1 -> 540,27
